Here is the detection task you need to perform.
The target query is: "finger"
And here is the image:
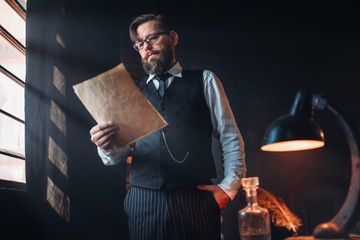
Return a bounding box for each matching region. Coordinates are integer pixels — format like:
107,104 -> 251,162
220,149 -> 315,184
90,123 -> 108,135
91,129 -> 118,148
93,122 -> 117,135
93,128 -> 118,146
100,137 -> 115,151
90,122 -> 117,135
197,185 -> 212,191
91,125 -> 119,143
97,129 -> 117,145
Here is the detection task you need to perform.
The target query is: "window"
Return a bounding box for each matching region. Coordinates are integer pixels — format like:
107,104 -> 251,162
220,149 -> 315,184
0,0 -> 27,186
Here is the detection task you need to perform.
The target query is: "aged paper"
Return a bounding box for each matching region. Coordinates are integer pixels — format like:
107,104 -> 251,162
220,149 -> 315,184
73,63 -> 168,149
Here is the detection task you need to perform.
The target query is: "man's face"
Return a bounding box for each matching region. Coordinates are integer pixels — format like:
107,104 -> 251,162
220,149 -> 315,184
136,20 -> 176,75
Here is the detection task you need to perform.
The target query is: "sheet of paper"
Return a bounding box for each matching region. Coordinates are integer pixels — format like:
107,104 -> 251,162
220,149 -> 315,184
73,63 -> 168,149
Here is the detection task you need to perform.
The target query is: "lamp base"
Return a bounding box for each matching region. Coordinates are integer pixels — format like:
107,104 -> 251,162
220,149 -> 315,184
286,236 -> 349,240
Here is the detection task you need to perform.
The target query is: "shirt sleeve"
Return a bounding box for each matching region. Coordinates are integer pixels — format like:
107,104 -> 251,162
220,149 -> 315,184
203,70 -> 247,200
97,145 -> 131,165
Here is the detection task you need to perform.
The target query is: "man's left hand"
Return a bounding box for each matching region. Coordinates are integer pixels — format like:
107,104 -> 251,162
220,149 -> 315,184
197,185 -> 231,210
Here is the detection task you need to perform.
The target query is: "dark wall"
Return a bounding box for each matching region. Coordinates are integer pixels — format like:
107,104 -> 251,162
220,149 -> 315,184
3,1 -> 359,240
169,2 -> 359,239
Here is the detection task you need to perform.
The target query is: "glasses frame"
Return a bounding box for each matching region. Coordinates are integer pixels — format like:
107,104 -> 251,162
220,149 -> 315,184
133,31 -> 171,51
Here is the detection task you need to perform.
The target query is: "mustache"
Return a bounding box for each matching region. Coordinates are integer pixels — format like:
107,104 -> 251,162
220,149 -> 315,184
146,50 -> 161,57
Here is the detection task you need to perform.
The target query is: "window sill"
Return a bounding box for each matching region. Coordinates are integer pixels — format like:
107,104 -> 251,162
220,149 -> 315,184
0,179 -> 26,191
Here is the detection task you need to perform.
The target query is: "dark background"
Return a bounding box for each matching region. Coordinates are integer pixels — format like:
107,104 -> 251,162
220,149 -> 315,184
2,0 -> 360,239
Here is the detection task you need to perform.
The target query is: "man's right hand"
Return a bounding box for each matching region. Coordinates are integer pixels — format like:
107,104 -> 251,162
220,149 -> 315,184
89,121 -> 119,153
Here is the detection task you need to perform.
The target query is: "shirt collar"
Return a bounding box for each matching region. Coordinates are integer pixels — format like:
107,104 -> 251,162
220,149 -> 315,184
146,62 -> 183,84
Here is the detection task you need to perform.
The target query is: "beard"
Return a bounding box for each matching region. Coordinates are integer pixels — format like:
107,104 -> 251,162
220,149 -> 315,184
141,45 -> 174,75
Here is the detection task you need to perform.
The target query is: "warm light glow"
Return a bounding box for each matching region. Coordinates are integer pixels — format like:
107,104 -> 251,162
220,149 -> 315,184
0,0 -> 26,46
46,176 -> 70,222
0,1 -> 26,80
0,154 -> 25,183
50,99 -> 67,136
48,137 -> 68,178
261,140 -> 325,152
53,66 -> 66,96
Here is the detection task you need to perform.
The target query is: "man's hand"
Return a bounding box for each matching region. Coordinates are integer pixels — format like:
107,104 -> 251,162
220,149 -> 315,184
197,184 -> 231,210
89,121 -> 119,153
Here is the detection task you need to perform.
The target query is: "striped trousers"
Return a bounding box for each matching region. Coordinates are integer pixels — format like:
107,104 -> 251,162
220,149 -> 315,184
124,185 -> 221,240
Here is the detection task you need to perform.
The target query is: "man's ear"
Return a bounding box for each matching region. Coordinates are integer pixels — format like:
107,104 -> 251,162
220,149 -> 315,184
169,31 -> 178,47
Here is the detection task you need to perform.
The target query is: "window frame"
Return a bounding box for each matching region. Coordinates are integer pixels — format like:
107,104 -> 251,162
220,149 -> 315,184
0,0 -> 27,189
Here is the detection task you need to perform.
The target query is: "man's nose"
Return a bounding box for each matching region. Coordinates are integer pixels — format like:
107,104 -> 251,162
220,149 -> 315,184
144,41 -> 152,51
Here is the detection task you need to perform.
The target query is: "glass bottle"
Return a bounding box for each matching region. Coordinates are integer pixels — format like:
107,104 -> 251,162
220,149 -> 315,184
238,177 -> 271,240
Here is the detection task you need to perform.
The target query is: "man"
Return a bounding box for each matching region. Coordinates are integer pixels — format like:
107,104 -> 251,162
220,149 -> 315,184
90,14 -> 246,240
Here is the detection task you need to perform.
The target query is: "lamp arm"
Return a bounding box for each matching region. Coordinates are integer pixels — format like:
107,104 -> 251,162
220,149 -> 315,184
312,95 -> 360,239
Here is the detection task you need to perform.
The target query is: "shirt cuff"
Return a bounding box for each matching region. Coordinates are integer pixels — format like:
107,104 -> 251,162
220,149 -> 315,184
218,184 -> 238,201
217,168 -> 247,200
97,146 -> 130,165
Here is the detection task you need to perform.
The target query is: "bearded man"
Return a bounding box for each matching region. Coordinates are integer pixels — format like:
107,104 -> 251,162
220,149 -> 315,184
89,13 -> 246,240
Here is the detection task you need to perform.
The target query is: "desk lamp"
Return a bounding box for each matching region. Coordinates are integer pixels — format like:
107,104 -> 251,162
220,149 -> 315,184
261,89 -> 360,240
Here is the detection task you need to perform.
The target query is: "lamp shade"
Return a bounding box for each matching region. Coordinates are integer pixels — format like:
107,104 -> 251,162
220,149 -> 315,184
261,89 -> 325,152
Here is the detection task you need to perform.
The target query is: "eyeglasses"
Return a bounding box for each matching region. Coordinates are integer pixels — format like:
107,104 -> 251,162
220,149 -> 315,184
133,31 -> 170,51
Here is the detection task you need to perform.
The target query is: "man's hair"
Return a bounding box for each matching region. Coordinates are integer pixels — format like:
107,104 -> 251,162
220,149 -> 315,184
129,14 -> 171,43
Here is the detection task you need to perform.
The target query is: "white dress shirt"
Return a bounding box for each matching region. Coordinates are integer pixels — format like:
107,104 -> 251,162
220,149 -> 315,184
98,62 -> 246,200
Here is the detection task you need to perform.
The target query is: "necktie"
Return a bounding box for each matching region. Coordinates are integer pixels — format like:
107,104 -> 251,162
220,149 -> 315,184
156,73 -> 171,97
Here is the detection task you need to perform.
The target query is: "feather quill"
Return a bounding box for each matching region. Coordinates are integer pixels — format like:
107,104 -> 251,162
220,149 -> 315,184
257,187 -> 302,233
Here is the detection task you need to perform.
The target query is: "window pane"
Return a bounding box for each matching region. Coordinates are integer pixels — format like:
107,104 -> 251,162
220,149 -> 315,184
0,154 -> 25,183
16,0 -> 27,11
0,0 -> 26,46
0,71 -> 24,120
0,35 -> 26,81
0,113 -> 24,156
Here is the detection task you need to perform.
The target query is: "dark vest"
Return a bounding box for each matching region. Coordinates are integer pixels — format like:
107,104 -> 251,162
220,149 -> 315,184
130,69 -> 216,189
